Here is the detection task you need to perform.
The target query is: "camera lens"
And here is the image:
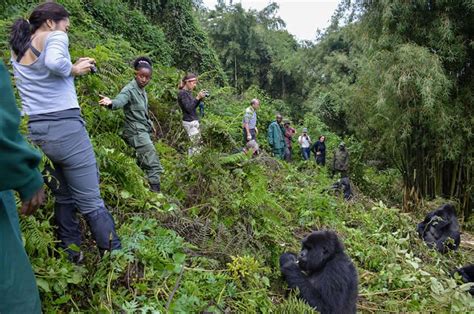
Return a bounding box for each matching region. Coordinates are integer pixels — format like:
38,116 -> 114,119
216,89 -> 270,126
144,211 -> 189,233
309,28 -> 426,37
90,64 -> 97,74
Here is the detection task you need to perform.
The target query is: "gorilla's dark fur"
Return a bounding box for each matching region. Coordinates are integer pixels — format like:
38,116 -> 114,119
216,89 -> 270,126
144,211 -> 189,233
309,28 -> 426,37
452,264 -> 474,295
329,177 -> 353,200
279,230 -> 358,314
416,204 -> 460,253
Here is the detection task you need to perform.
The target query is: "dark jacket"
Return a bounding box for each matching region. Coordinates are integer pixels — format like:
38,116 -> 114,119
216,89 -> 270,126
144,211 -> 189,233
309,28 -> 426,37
312,140 -> 326,164
177,89 -> 199,122
312,141 -> 326,156
333,147 -> 349,171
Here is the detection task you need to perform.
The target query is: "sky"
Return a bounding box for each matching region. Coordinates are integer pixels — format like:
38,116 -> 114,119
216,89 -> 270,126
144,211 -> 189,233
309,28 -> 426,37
201,0 -> 341,41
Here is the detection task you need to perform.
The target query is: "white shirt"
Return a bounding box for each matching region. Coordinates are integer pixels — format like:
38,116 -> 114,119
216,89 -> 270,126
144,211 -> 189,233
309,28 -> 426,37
298,134 -> 311,148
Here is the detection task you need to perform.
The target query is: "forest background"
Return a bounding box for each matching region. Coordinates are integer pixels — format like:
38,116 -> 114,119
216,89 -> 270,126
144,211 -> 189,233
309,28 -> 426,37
0,0 -> 473,312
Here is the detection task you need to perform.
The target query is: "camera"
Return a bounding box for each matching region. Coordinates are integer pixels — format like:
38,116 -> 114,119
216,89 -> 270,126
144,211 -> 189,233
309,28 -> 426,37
90,64 -> 97,74
202,90 -> 210,97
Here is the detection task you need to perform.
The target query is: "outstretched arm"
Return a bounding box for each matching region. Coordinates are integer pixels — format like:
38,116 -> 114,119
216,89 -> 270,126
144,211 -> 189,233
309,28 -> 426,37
99,86 -> 131,110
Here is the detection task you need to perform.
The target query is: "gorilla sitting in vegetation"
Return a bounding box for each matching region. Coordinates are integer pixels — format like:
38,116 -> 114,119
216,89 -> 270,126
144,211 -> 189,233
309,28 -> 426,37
279,230 -> 358,314
416,204 -> 460,253
452,264 -> 474,295
329,177 -> 353,200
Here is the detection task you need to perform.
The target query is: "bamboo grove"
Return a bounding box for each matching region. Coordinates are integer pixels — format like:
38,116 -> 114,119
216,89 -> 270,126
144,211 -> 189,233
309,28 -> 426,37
198,0 -> 474,216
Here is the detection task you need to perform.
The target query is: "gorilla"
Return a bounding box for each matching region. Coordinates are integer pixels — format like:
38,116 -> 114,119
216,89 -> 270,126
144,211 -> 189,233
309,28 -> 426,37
416,204 -> 460,253
329,177 -> 353,200
279,230 -> 358,314
452,264 -> 474,295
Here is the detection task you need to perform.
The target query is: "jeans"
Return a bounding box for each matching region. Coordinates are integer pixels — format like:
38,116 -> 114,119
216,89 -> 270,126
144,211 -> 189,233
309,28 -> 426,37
242,128 -> 257,145
301,147 -> 310,160
28,119 -> 121,255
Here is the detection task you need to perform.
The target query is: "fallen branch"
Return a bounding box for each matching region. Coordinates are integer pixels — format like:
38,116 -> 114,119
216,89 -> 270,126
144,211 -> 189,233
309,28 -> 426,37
166,264 -> 185,310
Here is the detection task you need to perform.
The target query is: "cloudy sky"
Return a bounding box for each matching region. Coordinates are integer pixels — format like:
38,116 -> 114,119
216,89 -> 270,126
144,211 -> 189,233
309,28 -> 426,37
201,0 -> 341,41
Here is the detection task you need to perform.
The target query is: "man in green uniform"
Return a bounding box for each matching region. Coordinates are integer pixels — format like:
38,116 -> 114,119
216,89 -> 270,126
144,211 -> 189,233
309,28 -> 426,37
0,60 -> 44,313
332,141 -> 349,178
267,114 -> 287,159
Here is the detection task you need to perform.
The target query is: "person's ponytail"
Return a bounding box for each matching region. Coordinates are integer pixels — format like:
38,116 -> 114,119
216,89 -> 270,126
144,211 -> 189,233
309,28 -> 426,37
9,2 -> 70,61
9,18 -> 31,60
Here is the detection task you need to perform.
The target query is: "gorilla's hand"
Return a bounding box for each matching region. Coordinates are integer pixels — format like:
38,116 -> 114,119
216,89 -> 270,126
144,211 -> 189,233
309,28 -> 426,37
280,252 -> 298,269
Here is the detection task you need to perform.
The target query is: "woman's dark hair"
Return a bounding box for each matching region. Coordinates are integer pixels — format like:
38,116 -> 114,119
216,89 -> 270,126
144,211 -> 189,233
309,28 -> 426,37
133,56 -> 152,71
9,2 -> 69,61
178,72 -> 197,89
319,135 -> 325,141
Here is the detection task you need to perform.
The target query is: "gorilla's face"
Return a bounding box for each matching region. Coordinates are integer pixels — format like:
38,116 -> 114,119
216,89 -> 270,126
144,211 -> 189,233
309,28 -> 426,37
298,231 -> 339,273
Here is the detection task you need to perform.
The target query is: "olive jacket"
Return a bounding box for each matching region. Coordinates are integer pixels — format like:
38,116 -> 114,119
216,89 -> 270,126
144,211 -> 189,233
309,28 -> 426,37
110,79 -> 154,147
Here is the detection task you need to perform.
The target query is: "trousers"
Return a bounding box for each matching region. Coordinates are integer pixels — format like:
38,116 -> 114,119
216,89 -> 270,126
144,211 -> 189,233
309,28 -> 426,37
28,119 -> 121,256
182,120 -> 201,155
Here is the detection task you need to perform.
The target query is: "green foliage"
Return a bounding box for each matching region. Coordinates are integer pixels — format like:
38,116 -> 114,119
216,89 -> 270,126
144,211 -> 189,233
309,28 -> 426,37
1,0 -> 473,312
83,0 -> 172,65
202,1 -> 305,118
129,0 -> 226,83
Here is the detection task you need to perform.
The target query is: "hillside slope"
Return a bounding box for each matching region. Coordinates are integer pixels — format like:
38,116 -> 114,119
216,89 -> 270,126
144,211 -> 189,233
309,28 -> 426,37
1,1 -> 473,312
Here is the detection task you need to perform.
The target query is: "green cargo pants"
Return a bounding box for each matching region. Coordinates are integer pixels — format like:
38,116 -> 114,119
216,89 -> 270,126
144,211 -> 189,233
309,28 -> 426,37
0,191 -> 41,313
124,131 -> 164,185
136,143 -> 164,185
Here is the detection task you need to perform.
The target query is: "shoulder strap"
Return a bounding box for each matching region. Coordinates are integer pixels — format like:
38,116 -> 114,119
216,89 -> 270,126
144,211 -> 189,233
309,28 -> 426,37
29,42 -> 41,58
16,40 -> 41,62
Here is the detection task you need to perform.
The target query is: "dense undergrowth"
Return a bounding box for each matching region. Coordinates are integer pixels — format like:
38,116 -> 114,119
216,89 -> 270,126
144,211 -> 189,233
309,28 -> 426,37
1,1 -> 473,312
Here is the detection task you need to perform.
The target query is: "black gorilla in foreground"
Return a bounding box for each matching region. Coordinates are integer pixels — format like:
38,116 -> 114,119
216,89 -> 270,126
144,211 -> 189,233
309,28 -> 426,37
416,204 -> 460,253
452,264 -> 474,295
280,230 -> 358,314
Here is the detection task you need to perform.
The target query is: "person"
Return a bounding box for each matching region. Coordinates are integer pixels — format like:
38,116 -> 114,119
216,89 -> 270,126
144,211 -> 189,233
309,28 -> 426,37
267,114 -> 286,159
177,73 -> 207,155
99,57 -> 164,193
243,139 -> 260,156
283,121 -> 296,161
332,141 -> 349,178
9,2 -> 121,262
242,99 -> 260,145
312,135 -> 326,166
298,128 -> 311,161
0,60 -> 44,313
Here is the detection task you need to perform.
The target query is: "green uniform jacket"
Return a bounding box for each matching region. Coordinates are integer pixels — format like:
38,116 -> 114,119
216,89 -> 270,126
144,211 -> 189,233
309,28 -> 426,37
111,79 -> 154,147
267,121 -> 286,150
333,148 -> 349,171
0,60 -> 42,313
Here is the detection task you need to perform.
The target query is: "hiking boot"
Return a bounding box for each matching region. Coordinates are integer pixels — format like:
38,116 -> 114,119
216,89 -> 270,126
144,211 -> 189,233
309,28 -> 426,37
150,183 -> 161,192
70,251 -> 84,265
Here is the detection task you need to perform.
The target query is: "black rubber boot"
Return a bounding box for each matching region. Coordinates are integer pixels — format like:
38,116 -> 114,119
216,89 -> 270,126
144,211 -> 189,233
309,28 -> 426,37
84,209 -> 121,255
54,202 -> 83,263
150,182 -> 161,193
